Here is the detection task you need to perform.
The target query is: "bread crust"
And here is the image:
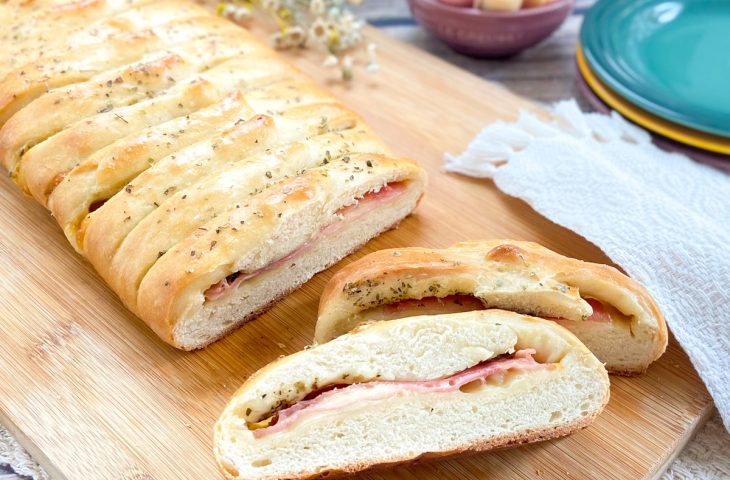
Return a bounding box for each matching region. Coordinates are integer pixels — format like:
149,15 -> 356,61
0,0 -> 426,349
137,154 -> 424,347
0,15 -> 240,126
0,1 -> 160,78
18,53 -> 203,200
110,124 -> 385,313
0,1 -> 199,77
81,101 -> 364,285
2,16 -> 261,187
317,240 -> 667,374
47,88 -> 251,251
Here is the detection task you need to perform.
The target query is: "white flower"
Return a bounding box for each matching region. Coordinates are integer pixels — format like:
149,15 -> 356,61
337,10 -> 356,31
219,4 -> 237,16
231,5 -> 252,22
309,17 -> 328,41
219,0 -> 375,81
367,42 -> 377,62
286,26 -> 306,47
271,31 -> 292,49
310,0 -> 326,15
262,0 -> 279,12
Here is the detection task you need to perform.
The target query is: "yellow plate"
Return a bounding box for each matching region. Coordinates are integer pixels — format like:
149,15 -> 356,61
576,45 -> 730,155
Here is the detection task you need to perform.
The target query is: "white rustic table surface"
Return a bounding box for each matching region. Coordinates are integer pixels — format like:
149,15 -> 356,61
1,1 -> 728,479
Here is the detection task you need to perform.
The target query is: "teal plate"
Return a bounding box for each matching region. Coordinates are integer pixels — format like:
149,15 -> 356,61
581,0 -> 730,137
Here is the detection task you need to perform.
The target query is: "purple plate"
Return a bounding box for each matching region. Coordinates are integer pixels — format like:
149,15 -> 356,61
408,0 -> 575,58
575,63 -> 730,173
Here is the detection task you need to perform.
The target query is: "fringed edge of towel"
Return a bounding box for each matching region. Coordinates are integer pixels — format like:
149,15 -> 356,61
443,100 -> 652,177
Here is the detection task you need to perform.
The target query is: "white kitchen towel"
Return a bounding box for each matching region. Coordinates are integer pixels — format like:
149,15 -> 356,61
444,100 -> 730,431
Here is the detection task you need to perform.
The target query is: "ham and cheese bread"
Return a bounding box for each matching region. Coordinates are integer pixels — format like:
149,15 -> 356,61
316,240 -> 667,375
0,0 -> 426,350
215,311 -> 610,480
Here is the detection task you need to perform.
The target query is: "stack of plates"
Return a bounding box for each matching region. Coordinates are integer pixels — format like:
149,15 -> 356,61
578,0 -> 730,169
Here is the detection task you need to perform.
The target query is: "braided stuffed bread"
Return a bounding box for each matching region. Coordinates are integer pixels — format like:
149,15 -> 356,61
0,0 -> 426,349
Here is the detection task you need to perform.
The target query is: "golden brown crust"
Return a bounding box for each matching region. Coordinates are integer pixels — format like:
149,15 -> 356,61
18,53 -> 197,199
137,154 -> 424,347
0,0 -> 426,349
110,123 -> 384,313
2,11 -> 248,104
0,1 -> 160,78
317,240 -> 667,373
0,1 -> 206,80
1,16 -> 261,186
47,87 -> 250,252
319,247 -> 478,308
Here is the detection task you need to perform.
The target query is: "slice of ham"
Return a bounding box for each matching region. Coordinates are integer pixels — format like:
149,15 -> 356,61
584,298 -> 611,323
372,295 -> 615,325
253,349 -> 551,439
204,182 -> 407,302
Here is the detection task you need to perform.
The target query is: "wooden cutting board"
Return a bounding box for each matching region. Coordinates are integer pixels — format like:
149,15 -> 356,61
0,22 -> 712,480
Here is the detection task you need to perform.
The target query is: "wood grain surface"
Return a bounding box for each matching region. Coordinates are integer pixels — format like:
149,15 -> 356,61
0,23 -> 712,480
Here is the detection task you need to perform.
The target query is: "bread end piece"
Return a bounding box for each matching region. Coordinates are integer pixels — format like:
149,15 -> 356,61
214,311 -> 610,480
140,156 -> 426,350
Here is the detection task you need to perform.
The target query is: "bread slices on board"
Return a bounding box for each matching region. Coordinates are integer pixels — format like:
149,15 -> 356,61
316,240 -> 667,375
0,1 -> 426,350
215,310 -> 610,480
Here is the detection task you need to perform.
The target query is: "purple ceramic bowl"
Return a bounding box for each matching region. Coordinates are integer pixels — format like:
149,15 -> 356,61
408,0 -> 575,58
